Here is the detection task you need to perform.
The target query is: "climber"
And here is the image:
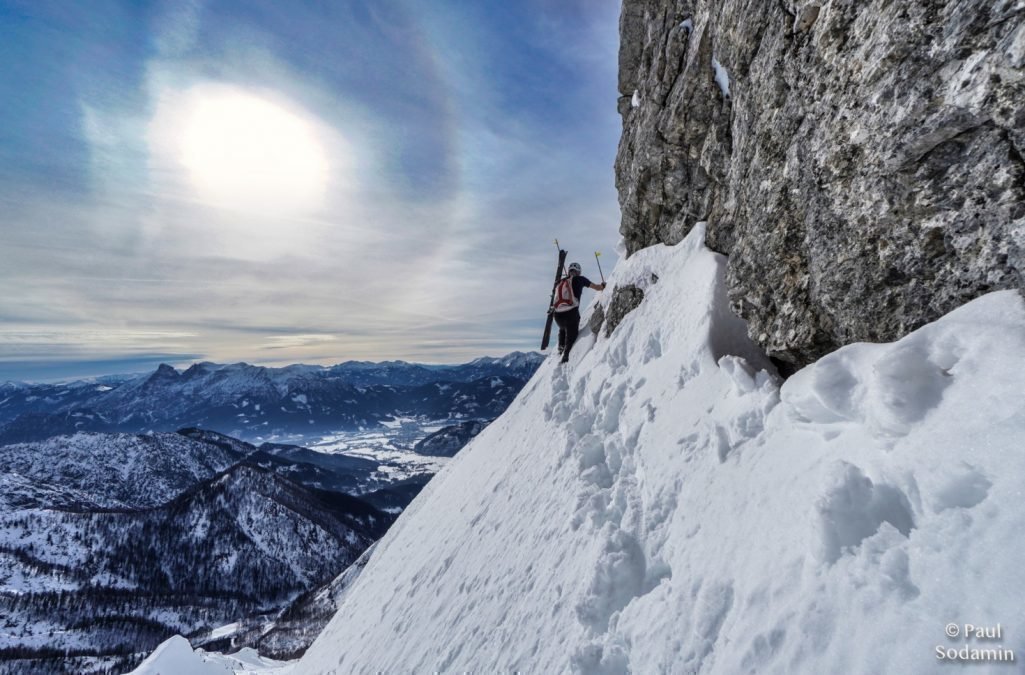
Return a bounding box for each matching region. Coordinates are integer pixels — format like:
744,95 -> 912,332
551,262 -> 606,364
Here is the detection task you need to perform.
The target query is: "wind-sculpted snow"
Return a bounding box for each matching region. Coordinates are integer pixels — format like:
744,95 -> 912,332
296,225 -> 1025,674
129,635 -> 293,674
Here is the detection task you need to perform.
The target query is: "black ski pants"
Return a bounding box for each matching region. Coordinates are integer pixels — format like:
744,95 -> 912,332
553,307 -> 580,363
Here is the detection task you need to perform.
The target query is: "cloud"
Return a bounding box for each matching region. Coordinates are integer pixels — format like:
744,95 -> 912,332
152,0 -> 204,57
260,334 -> 339,350
0,329 -> 198,359
0,355 -> 205,384
0,0 -> 623,381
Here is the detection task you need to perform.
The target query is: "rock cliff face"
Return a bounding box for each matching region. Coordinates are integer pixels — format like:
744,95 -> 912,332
615,0 -> 1025,370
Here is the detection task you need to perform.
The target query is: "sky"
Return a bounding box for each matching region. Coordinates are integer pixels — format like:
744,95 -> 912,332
0,0 -> 624,382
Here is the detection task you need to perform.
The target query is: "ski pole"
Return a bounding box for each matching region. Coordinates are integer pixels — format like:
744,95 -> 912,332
594,251 -> 605,283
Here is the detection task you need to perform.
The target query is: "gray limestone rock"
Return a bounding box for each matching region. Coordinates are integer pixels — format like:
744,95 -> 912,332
589,301 -> 607,337
605,285 -> 646,337
615,0 -> 1025,371
794,5 -> 821,33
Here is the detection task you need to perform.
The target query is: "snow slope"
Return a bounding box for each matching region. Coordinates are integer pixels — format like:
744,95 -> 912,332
296,225 -> 1025,674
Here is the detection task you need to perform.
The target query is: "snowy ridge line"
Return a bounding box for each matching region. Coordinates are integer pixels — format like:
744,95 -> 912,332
0,353 -> 542,445
0,427 -> 393,674
291,223 -> 1025,674
129,635 -> 294,674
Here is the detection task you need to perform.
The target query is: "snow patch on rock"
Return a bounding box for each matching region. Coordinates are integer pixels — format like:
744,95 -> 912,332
711,58 -> 730,99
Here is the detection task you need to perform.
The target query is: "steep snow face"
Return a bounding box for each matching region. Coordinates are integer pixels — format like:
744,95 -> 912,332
297,226 -> 1025,674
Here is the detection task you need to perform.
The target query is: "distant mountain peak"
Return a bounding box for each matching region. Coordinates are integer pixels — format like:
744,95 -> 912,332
0,352 -> 544,444
149,363 -> 180,379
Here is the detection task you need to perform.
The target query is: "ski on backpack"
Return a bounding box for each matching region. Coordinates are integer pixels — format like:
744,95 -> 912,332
541,244 -> 568,350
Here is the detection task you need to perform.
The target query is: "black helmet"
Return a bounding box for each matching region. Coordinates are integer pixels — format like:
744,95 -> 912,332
567,262 -> 581,275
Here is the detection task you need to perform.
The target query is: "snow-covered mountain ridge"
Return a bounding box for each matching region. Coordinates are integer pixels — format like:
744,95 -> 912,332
291,225 -> 1025,673
0,429 -> 399,674
0,432 -> 242,509
412,420 -> 489,457
0,352 -> 542,444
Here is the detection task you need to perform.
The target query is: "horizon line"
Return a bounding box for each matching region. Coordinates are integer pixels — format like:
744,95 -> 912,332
2,349 -> 545,386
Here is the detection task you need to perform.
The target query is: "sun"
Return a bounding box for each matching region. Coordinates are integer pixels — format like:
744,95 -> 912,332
178,88 -> 330,213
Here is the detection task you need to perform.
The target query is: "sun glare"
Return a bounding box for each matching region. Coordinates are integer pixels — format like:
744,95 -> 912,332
178,89 -> 330,213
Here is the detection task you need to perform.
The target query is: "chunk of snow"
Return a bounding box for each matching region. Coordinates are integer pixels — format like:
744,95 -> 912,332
712,58 -> 731,99
206,621 -> 241,640
615,237 -> 627,257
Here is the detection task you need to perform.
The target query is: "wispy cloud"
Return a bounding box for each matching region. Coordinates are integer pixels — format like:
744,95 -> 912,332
260,334 -> 339,350
0,0 -> 622,382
